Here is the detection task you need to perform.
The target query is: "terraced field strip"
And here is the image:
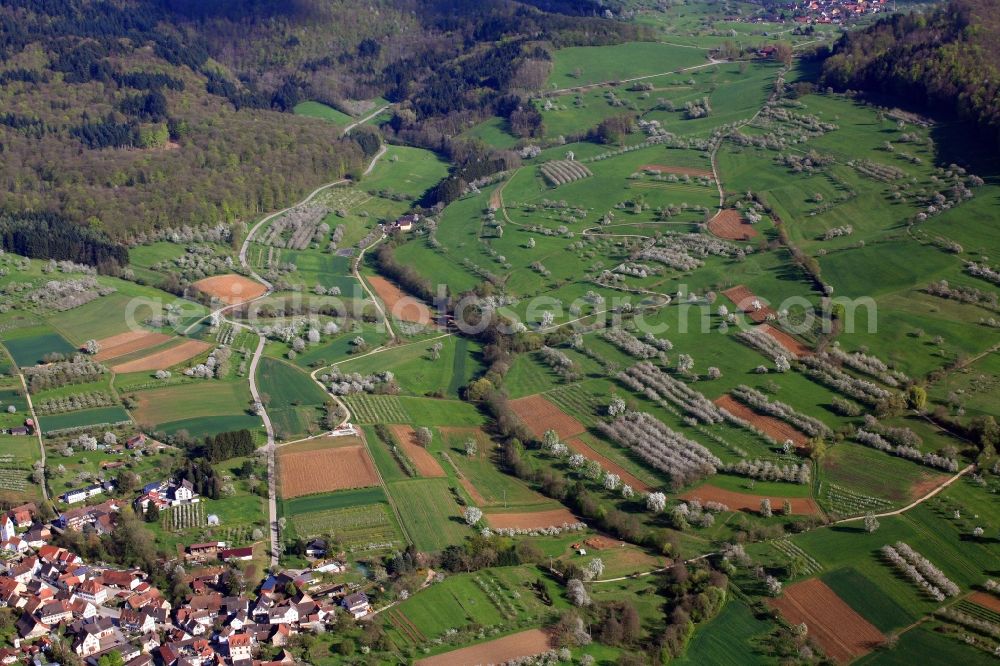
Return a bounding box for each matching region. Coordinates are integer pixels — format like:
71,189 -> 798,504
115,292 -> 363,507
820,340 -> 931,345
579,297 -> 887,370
760,323 -> 813,358
708,209 -> 758,240
110,339 -> 212,373
959,595 -> 1000,620
389,608 -> 426,643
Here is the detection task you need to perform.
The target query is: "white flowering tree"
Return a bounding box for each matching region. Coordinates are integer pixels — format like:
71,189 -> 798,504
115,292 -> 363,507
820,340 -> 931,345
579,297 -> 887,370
646,492 -> 667,513
463,506 -> 483,526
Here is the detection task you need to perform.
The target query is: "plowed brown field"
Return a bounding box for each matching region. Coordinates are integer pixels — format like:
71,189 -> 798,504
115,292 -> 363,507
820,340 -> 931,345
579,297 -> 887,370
414,629 -> 552,666
770,578 -> 885,663
708,209 -> 758,240
387,424 -> 446,477
192,274 -> 267,305
680,484 -> 820,515
368,275 -> 433,324
722,285 -> 776,323
509,395 -> 586,440
278,444 -> 379,498
761,323 -> 812,357
94,330 -> 172,361
969,591 -> 1000,614
715,395 -> 808,447
485,508 -> 579,530
110,339 -> 212,373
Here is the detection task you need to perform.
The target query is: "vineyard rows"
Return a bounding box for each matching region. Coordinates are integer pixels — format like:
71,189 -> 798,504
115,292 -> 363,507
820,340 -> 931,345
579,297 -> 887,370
291,505 -> 400,548
343,395 -> 410,424
0,469 -> 26,491
819,482 -> 892,516
771,539 -> 823,576
168,502 -> 206,531
540,160 -> 592,187
545,385 -> 600,426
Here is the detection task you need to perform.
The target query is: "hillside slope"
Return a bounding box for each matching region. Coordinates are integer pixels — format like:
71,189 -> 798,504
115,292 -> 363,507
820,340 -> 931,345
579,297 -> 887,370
820,0 -> 1000,149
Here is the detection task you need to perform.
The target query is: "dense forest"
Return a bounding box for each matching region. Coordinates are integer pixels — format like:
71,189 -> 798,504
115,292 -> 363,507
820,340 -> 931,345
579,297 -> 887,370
821,0 -> 1000,150
0,0 -> 641,244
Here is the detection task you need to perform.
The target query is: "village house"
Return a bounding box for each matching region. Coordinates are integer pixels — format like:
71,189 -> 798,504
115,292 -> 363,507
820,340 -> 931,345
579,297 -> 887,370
55,499 -> 121,532
186,541 -> 224,561
9,503 -> 36,528
71,616 -> 116,657
341,592 -> 371,619
227,633 -> 254,663
134,479 -> 197,512
219,546 -> 253,562
73,579 -> 109,605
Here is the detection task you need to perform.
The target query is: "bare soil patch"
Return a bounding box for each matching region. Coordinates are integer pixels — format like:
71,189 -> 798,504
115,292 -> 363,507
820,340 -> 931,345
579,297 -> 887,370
485,508 -> 579,530
509,395 -> 586,440
761,323 -> 812,358
566,438 -> 651,492
770,578 -> 885,663
414,629 -> 552,666
93,330 -> 172,362
680,484 -> 820,515
715,395 -> 808,447
367,275 -> 433,324
969,591 -> 1000,614
909,473 -> 949,500
638,164 -> 714,178
192,274 -> 267,305
585,535 -> 624,549
721,285 -> 777,323
708,209 -> 758,240
388,424 -> 446,478
111,339 -> 212,374
279,443 -> 379,498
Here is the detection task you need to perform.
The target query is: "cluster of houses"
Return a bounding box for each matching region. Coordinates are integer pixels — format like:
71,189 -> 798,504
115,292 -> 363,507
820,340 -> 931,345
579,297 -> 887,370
0,509 -> 372,666
741,0 -> 889,25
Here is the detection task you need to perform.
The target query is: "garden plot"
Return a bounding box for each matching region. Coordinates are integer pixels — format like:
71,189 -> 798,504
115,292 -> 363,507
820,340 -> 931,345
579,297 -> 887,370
343,395 -> 411,424
278,441 -> 379,498
770,578 -> 886,663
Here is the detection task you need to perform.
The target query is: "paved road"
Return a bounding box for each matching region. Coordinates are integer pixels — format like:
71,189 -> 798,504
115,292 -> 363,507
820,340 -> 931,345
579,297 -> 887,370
19,373 -> 48,503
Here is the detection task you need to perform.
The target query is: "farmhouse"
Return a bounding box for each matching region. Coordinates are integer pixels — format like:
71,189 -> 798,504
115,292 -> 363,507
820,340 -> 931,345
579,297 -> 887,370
186,542 -> 224,561
219,547 -> 254,562
390,213 -> 419,232
341,592 -> 371,619
134,479 -> 198,512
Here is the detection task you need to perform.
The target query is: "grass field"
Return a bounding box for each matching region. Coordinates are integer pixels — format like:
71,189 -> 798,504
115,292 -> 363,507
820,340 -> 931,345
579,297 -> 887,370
293,100 -> 353,124
279,486 -> 389,517
546,42 -> 709,88
39,406 -> 131,433
675,599 -> 774,665
385,478 -> 467,552
156,414 -> 262,439
131,380 -> 253,427
335,336 -> 481,398
289,502 -> 405,550
2,326 -> 76,367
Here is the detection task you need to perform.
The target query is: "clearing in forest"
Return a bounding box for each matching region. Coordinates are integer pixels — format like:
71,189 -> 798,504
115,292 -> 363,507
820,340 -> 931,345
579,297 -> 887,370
769,578 -> 885,663
509,394 -> 586,440
192,274 -> 268,305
